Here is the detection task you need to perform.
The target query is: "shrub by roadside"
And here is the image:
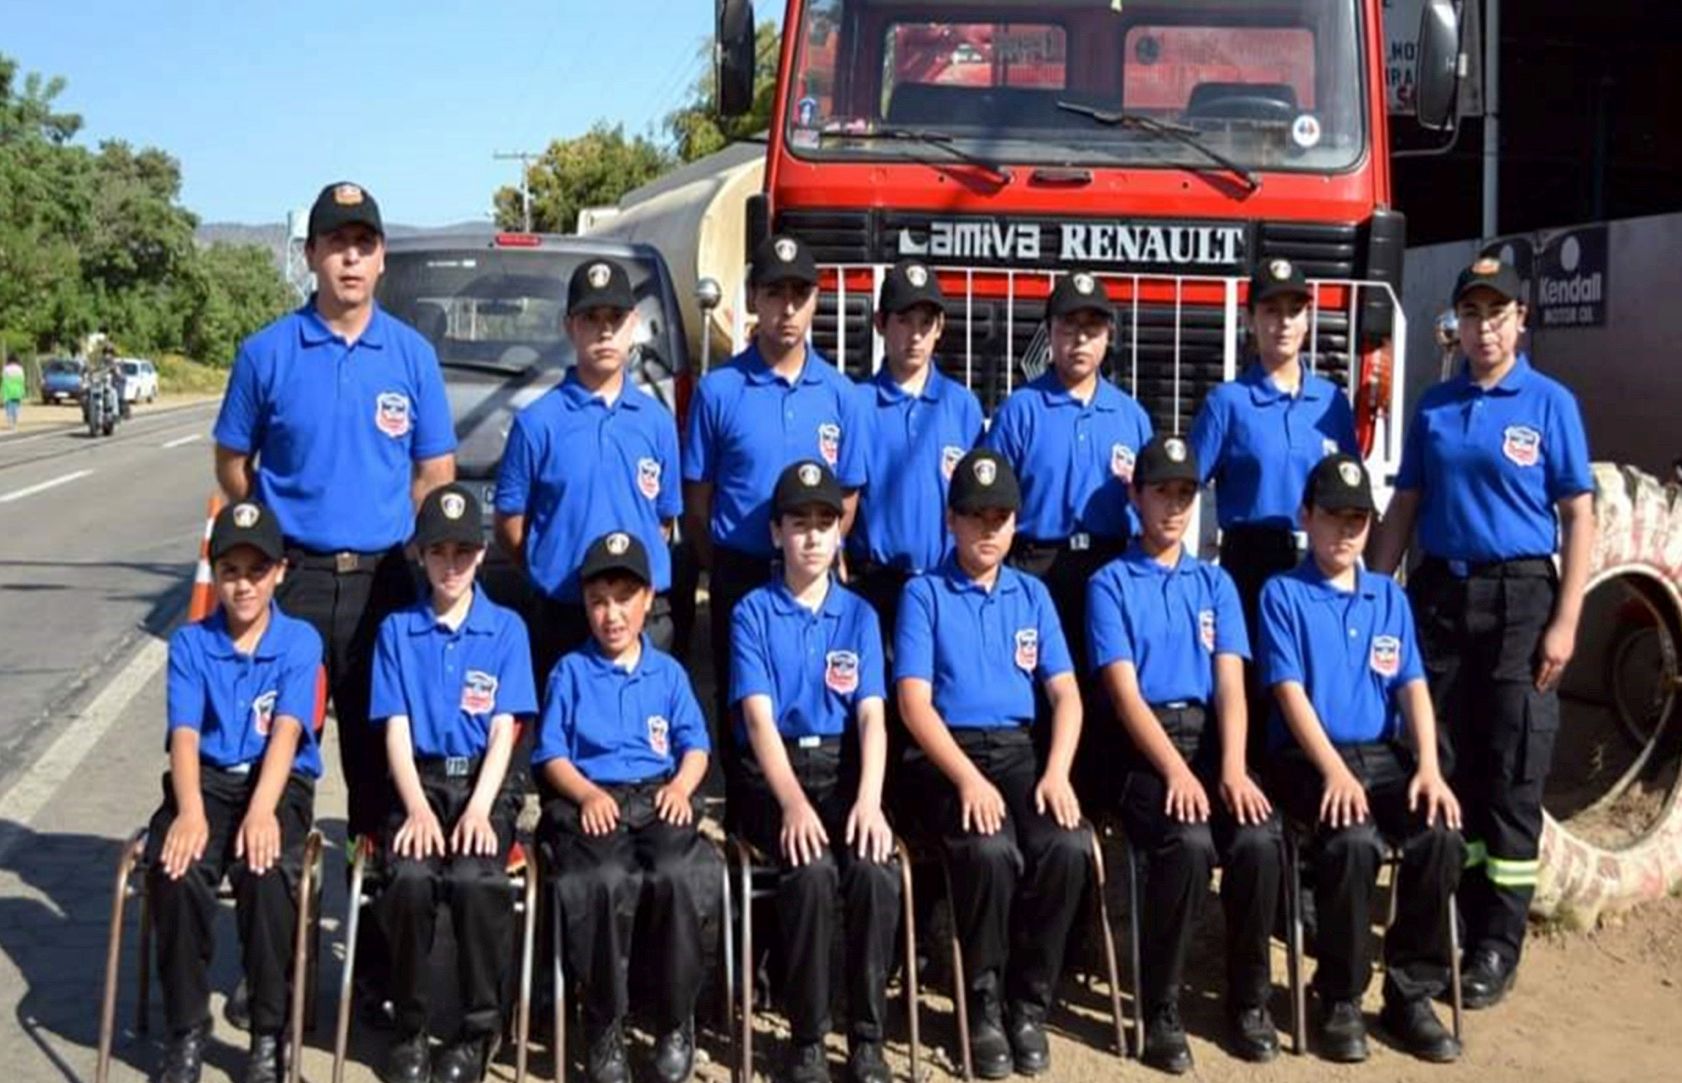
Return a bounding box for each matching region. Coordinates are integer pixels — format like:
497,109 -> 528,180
156,353 -> 228,396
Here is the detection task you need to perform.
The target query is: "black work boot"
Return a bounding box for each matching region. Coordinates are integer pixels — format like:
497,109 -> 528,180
156,1020 -> 211,1083
846,1039 -> 890,1083
967,978 -> 1011,1080
1461,948 -> 1517,1010
652,1018 -> 696,1083
1141,1002 -> 1192,1075
1381,998 -> 1461,1063
1006,1003 -> 1050,1075
432,1035 -> 491,1083
1228,1003 -> 1280,1063
1318,999 -> 1368,1064
241,1030 -> 287,1083
785,1040 -> 831,1083
383,1030 -> 431,1083
585,1018 -> 629,1083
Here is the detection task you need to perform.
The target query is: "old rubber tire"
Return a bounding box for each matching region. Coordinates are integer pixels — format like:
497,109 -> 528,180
1535,463 -> 1682,924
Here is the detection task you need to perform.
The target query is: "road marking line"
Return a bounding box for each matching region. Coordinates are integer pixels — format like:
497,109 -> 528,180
0,468 -> 93,503
162,433 -> 202,449
0,635 -> 169,862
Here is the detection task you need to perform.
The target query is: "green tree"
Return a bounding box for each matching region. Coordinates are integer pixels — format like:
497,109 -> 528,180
493,122 -> 672,234
665,20 -> 781,163
183,242 -> 295,367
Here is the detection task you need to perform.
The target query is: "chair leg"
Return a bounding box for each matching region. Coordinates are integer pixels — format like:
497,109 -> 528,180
308,861 -> 324,1034
938,858 -> 971,1081
1284,833 -> 1308,1056
737,849 -> 754,1083
896,841 -> 920,1083
332,842 -> 369,1083
516,867 -> 537,1083
1124,842 -> 1145,1061
1086,829 -> 1126,1059
552,881 -> 567,1083
1448,892 -> 1463,1043
288,831 -> 322,1083
136,872 -> 153,1036
97,831 -> 145,1083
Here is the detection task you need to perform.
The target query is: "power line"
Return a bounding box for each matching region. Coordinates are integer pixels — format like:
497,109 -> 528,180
493,150 -> 542,231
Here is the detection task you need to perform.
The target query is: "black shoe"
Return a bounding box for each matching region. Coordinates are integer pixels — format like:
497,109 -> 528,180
384,1031 -> 431,1083
653,1020 -> 696,1083
586,1020 -> 629,1083
357,976 -> 399,1032
432,1036 -> 490,1083
1318,1000 -> 1368,1064
1228,1004 -> 1279,1063
846,1040 -> 890,1083
1140,1003 -> 1192,1075
156,1021 -> 211,1083
1462,948 -> 1517,1010
1381,998 -> 1461,1063
241,1031 -> 287,1083
967,993 -> 1011,1081
785,1041 -> 831,1083
225,978 -> 252,1032
1006,1008 -> 1050,1076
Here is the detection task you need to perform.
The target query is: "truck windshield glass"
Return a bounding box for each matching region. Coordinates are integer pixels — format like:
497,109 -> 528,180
785,0 -> 1366,174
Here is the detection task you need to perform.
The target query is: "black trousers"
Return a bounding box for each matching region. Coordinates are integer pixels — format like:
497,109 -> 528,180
1116,705 -> 1281,1015
739,739 -> 900,1045
910,726 -> 1090,1018
705,547 -> 776,741
1008,536 -> 1127,680
379,771 -> 520,1039
277,545 -> 416,837
1219,526 -> 1301,767
145,768 -> 315,1036
1410,557 -> 1559,966
537,781 -> 720,1034
1266,743 -> 1464,1005
528,593 -> 676,692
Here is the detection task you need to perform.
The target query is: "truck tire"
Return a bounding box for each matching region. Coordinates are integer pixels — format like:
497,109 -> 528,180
1535,463 -> 1682,925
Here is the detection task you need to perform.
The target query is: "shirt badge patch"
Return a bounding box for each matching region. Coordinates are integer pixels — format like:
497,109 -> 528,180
461,670 -> 498,715
817,422 -> 841,466
251,690 -> 277,737
1502,425 -> 1542,467
1370,635 -> 1401,679
1014,627 -> 1039,672
637,457 -> 662,500
1199,609 -> 1216,652
647,714 -> 670,757
375,391 -> 412,438
941,445 -> 964,481
825,649 -> 860,695
1110,443 -> 1136,482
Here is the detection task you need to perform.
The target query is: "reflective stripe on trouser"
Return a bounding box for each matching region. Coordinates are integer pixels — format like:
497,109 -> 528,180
1410,559 -> 1559,965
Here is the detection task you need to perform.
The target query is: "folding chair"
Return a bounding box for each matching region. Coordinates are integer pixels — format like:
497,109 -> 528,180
722,836 -> 920,1083
1281,828 -> 1464,1055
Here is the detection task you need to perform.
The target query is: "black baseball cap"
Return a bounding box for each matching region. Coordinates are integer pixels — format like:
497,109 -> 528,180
209,501 -> 285,562
1303,453 -> 1376,513
878,260 -> 946,315
413,483 -> 484,548
748,234 -> 819,287
578,530 -> 652,586
1249,257 -> 1312,305
306,181 -> 383,240
773,460 -> 845,517
948,448 -> 1021,514
567,258 -> 636,315
1452,256 -> 1524,305
1133,435 -> 1200,487
1046,271 -> 1113,320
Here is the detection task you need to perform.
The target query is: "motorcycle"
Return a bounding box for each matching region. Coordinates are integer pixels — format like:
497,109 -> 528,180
82,368 -> 120,437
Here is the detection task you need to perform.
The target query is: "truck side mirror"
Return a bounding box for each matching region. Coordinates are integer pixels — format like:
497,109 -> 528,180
1415,0 -> 1463,132
716,0 -> 756,118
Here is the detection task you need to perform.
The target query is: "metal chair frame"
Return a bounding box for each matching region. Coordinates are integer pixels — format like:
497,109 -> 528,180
96,826 -> 325,1083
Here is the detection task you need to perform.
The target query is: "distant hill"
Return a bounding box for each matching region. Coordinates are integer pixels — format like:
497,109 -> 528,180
195,220 -> 495,271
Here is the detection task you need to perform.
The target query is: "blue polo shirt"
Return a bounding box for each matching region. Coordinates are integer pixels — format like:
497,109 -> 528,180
166,603 -> 325,778
495,373 -> 682,601
1395,356 -> 1593,564
730,577 -> 885,742
1087,544 -> 1249,706
1257,561 -> 1424,748
895,560 -> 1073,729
213,301 -> 457,553
531,636 -> 709,785
1190,364 -> 1359,530
370,588 -> 538,759
984,371 -> 1154,542
684,343 -> 867,558
853,365 -> 985,573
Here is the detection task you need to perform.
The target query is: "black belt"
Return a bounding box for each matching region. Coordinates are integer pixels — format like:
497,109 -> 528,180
415,754 -> 484,779
284,543 -> 390,574
1220,524 -> 1305,554
1422,556 -> 1555,580
1013,533 -> 1126,555
782,734 -> 842,752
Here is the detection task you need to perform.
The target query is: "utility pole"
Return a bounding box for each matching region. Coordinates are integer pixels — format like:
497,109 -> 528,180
494,150 -> 540,232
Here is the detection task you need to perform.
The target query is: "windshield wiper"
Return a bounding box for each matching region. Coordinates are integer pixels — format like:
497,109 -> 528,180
438,358 -> 534,376
820,126 -> 1013,183
1053,101 -> 1261,193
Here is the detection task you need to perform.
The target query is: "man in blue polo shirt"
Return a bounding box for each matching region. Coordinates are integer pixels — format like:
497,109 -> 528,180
370,484 -> 537,1083
1260,454 -> 1464,1065
985,271 -> 1153,678
147,501 -> 323,1083
496,257 -> 682,683
685,233 -> 866,731
850,259 -> 984,639
1088,435 -> 1282,1073
730,460 -> 898,1083
1371,256 -> 1595,1010
897,449 -> 1087,1080
213,181 -> 457,849
534,531 -> 716,1083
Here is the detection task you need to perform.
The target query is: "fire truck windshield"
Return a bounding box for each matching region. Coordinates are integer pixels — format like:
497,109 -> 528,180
784,0 -> 1368,176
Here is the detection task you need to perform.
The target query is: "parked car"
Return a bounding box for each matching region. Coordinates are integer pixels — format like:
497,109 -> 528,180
117,358 -> 159,403
40,358 -> 85,404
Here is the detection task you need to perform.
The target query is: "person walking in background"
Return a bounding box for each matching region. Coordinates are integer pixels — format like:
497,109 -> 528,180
2,353 -> 25,429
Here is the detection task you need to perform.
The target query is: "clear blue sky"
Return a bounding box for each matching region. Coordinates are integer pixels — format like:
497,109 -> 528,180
4,0 -> 739,227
